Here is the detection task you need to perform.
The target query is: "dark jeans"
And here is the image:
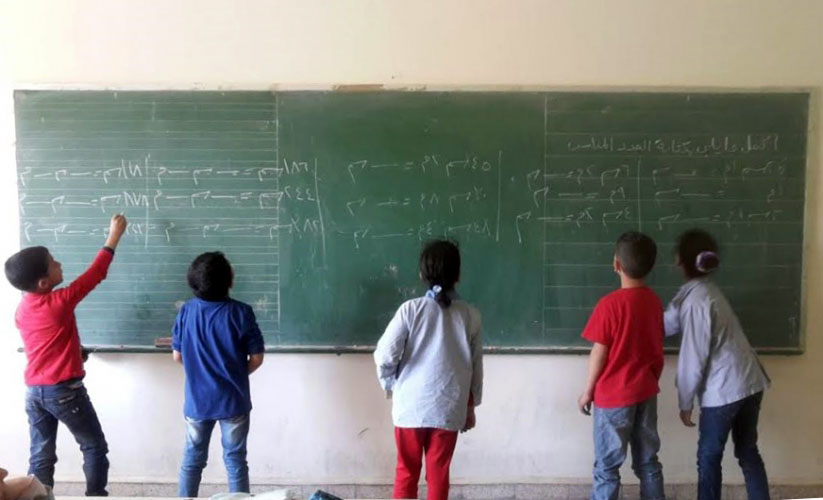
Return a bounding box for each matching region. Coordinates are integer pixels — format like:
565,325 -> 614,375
698,391 -> 769,500
178,413 -> 250,497
592,396 -> 665,500
25,378 -> 109,496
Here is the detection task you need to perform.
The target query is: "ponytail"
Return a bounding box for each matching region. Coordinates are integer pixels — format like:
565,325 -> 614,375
431,284 -> 452,308
419,240 -> 461,308
676,229 -> 720,279
695,251 -> 720,274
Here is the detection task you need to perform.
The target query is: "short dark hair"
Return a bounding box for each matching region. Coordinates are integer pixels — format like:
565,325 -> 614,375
676,229 -> 720,279
5,246 -> 50,292
615,231 -> 657,279
419,239 -> 461,308
187,251 -> 232,301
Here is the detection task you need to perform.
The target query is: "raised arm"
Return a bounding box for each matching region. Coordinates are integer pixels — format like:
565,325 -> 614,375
56,214 -> 127,307
104,214 -> 128,250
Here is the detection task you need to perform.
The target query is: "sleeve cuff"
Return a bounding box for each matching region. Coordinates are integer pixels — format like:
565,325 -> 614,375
378,376 -> 395,393
583,337 -> 610,347
102,246 -> 115,255
246,334 -> 266,353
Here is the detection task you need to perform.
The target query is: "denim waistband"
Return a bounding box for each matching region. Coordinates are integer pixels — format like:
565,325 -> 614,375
27,376 -> 84,391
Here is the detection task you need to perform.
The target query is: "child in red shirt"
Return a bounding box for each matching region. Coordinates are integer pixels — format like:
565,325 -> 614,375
578,231 -> 665,500
4,214 -> 127,497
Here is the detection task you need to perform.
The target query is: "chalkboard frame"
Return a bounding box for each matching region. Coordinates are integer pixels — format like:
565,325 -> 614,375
12,86 -> 813,355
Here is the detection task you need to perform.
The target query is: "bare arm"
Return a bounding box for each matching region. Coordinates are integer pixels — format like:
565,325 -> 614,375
56,214 -> 128,308
248,353 -> 264,374
173,350 -> 182,364
578,342 -> 609,415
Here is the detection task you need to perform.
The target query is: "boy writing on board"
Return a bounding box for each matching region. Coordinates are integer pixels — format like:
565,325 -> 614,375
577,231 -> 666,500
4,213 -> 128,496
172,251 -> 265,497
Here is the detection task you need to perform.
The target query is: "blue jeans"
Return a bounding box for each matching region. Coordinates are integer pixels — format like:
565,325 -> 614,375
178,413 -> 250,497
25,378 -> 109,496
592,396 -> 665,500
697,392 -> 769,500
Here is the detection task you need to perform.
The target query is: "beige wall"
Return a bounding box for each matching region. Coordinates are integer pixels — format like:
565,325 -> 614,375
1,0 -> 822,485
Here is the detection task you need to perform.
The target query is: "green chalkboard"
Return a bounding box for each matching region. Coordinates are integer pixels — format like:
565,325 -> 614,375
13,90 -> 808,352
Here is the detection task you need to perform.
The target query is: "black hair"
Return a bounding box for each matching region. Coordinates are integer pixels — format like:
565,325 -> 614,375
615,231 -> 657,279
419,239 -> 461,308
187,251 -> 233,301
4,246 -> 50,292
676,228 -> 720,279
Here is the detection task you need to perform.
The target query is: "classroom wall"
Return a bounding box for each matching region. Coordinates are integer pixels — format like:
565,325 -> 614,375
1,0 -> 822,486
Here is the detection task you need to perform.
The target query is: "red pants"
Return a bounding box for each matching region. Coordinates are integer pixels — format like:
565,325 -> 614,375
393,427 -> 459,500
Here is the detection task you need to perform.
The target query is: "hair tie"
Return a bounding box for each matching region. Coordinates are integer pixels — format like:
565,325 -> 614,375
695,251 -> 719,273
431,285 -> 443,294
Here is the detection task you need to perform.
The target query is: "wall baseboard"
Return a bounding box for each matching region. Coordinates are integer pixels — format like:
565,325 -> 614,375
51,481 -> 823,499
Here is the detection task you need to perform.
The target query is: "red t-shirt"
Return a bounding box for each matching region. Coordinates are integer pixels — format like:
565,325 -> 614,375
582,287 -> 664,408
16,248 -> 113,386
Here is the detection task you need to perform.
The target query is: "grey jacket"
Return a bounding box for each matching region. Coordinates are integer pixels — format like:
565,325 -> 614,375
665,278 -> 770,410
374,295 -> 483,431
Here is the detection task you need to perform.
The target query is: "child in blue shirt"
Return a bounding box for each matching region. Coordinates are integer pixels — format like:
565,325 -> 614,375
172,251 -> 265,497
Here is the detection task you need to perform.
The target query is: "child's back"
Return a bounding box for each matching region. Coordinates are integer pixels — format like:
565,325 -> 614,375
172,251 -> 264,498
374,240 -> 483,500
578,231 -> 665,500
378,294 -> 481,430
16,272 -> 107,386
174,297 -> 263,420
665,229 -> 770,500
583,287 -> 663,408
668,279 -> 766,407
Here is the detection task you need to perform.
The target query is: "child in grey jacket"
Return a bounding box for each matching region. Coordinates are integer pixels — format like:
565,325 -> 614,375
665,229 -> 770,500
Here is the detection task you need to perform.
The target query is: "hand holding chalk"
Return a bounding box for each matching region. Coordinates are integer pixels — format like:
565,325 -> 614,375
105,213 -> 128,249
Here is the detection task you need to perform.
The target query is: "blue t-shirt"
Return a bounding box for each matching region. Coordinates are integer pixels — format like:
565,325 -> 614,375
172,297 -> 265,420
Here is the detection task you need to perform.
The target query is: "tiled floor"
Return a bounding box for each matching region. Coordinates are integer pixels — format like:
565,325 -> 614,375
53,482 -> 823,499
